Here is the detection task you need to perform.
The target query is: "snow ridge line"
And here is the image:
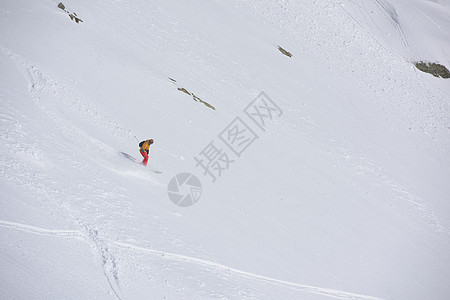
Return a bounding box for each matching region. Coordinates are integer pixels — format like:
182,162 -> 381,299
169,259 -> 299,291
0,220 -> 381,299
0,220 -> 83,238
112,241 -> 383,300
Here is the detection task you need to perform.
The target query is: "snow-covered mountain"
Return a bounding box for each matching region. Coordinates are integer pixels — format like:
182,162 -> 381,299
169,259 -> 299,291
1,0 -> 449,299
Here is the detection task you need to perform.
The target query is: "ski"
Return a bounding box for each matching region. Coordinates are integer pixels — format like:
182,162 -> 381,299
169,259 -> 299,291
118,152 -> 161,174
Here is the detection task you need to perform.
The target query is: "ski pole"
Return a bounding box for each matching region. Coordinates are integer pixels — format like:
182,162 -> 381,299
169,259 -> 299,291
134,135 -> 139,143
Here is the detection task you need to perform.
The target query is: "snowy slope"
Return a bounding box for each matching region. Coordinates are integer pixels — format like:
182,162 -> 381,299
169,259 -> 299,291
1,0 -> 449,299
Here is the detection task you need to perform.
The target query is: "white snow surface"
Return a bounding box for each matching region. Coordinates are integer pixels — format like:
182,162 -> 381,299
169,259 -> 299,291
1,0 -> 450,299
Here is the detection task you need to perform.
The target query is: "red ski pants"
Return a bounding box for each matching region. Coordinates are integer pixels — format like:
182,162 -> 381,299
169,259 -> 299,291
140,150 -> 149,166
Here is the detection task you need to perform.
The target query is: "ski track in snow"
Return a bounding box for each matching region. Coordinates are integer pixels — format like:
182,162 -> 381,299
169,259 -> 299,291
0,220 -> 123,299
81,223 -> 122,300
337,0 -> 409,52
335,148 -> 447,236
0,46 -> 133,299
0,46 -> 133,160
372,0 -> 409,48
415,6 -> 450,40
0,220 -> 382,300
0,220 -> 83,238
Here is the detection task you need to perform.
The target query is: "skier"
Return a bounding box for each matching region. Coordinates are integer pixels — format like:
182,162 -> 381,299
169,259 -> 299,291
139,139 -> 154,166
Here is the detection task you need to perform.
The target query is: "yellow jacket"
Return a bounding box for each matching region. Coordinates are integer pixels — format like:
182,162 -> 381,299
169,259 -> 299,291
140,139 -> 153,153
